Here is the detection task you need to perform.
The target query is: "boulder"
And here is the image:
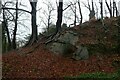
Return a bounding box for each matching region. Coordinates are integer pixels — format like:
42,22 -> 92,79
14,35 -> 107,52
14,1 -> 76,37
72,46 -> 89,60
47,31 -> 78,56
48,42 -> 77,57
58,31 -> 78,45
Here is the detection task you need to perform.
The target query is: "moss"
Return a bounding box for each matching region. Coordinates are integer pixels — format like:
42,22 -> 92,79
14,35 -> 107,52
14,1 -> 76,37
64,72 -> 119,79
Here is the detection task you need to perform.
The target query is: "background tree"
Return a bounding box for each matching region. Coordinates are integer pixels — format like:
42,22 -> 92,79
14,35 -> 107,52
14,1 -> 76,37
99,0 -> 103,20
12,0 -> 18,49
41,0 -> 55,35
105,0 -> 112,17
69,1 -> 77,27
112,0 -> 118,17
82,0 -> 95,20
2,0 -> 31,51
2,2 -> 12,51
78,0 -> 83,25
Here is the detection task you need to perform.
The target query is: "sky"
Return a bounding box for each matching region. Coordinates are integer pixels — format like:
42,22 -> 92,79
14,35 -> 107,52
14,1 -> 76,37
1,0 -> 120,43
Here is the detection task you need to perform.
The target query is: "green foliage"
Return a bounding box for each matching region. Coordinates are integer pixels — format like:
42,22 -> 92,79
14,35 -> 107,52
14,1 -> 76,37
62,23 -> 67,28
42,24 -> 56,35
1,23 -> 9,53
42,23 -> 68,35
64,72 -> 119,79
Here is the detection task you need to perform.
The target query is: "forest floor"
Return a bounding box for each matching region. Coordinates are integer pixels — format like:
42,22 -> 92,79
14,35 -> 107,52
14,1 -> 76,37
2,17 -> 120,78
2,43 -> 120,78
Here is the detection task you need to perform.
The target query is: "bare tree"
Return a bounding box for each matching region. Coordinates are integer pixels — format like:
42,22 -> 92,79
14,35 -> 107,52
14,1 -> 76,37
69,1 -> 77,27
113,0 -> 118,17
2,1 -> 32,50
90,0 -> 95,19
27,0 -> 38,45
82,0 -> 95,20
55,0 -> 63,33
12,0 -> 18,49
105,0 -> 112,17
99,0 -> 103,19
78,0 -> 82,25
42,0 -> 55,34
2,2 -> 13,51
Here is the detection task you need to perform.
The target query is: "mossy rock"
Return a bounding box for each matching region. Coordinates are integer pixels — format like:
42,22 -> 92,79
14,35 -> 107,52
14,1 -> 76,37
48,42 -> 77,57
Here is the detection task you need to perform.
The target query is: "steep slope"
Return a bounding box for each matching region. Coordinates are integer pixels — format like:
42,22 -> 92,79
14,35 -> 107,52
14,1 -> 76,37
2,17 -> 120,78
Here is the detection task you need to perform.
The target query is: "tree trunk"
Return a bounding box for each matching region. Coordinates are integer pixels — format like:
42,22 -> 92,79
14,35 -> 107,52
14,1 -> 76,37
113,0 -> 115,17
105,0 -> 112,17
56,0 -> 63,34
47,12 -> 51,34
100,0 -> 103,20
74,3 -> 76,27
78,0 -> 83,25
88,0 -> 95,19
114,2 -> 118,17
29,1 -> 38,44
12,1 -> 18,49
3,9 -> 12,51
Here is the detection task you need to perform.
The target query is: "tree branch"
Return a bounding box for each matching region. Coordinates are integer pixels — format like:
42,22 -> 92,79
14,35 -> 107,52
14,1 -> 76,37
63,2 -> 76,11
2,7 -> 31,14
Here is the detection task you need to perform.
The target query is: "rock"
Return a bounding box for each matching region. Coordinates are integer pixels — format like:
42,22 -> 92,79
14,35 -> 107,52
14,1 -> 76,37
72,46 -> 89,60
58,31 -> 78,45
48,42 -> 77,57
46,30 -> 79,57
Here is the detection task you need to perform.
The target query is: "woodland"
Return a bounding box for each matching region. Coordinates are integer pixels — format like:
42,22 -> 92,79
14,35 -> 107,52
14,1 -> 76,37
1,0 -> 120,79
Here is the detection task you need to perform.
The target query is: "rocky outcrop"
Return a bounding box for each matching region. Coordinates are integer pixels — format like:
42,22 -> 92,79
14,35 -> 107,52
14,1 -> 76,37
46,30 -> 89,60
72,46 -> 89,60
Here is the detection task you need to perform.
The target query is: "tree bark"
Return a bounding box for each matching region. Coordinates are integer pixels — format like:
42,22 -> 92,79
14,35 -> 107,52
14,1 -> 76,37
105,0 -> 112,17
100,0 -> 103,20
78,0 -> 82,25
29,1 -> 38,44
12,1 -> 18,49
56,0 -> 63,33
113,0 -> 115,17
88,0 -> 95,19
3,8 -> 12,51
74,3 -> 76,27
